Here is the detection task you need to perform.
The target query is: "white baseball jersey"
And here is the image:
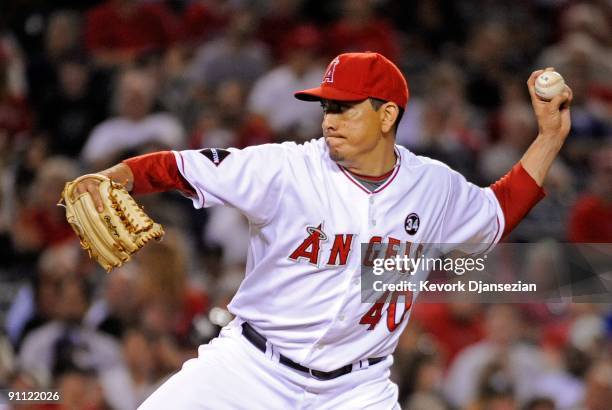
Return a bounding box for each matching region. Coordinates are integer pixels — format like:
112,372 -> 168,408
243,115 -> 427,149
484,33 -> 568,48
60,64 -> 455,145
173,138 -> 504,372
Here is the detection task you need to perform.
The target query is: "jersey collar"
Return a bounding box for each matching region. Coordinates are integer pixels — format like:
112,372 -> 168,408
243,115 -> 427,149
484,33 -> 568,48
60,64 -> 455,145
337,146 -> 402,194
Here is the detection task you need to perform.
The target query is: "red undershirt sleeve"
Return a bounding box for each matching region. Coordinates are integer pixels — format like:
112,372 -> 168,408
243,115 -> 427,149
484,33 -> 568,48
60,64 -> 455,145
122,151 -> 195,196
490,163 -> 546,238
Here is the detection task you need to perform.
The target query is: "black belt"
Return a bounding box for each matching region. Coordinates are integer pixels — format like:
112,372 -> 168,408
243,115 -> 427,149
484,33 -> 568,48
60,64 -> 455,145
241,322 -> 385,381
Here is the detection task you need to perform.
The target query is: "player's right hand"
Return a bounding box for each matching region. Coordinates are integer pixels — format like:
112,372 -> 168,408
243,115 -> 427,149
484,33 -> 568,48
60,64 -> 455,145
72,163 -> 134,213
527,67 -> 573,142
72,176 -> 105,212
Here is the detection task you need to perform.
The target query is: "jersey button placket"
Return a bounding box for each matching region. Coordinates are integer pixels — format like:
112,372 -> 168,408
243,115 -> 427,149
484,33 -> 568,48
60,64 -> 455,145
368,195 -> 376,226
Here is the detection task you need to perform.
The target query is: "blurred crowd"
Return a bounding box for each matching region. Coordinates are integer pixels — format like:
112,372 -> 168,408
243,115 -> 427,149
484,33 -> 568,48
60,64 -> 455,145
0,0 -> 611,409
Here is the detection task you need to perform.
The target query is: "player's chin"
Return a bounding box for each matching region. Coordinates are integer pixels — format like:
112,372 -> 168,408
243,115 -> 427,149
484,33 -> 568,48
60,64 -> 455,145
327,144 -> 345,163
326,138 -> 346,162
328,150 -> 345,163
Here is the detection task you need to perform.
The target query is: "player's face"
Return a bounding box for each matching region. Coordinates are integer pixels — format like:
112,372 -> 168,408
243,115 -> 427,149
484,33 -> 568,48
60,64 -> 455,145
321,99 -> 384,164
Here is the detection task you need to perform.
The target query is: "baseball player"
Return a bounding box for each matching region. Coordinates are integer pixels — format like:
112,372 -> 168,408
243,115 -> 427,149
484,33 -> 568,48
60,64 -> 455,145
73,52 -> 572,409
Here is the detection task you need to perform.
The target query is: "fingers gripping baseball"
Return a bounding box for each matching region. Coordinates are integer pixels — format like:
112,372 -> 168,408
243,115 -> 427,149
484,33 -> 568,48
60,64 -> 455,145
527,67 -> 573,141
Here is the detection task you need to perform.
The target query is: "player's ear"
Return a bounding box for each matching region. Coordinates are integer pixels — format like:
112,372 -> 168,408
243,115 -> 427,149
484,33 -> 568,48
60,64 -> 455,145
379,102 -> 399,134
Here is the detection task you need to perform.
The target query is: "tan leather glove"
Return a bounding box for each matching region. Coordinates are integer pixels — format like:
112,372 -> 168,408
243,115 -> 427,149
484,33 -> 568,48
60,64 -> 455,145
59,174 -> 164,272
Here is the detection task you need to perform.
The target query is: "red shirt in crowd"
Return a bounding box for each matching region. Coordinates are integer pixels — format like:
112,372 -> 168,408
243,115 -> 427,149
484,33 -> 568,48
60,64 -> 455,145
85,1 -> 179,56
182,2 -> 231,45
325,18 -> 400,63
412,303 -> 485,366
0,95 -> 31,140
568,194 -> 612,242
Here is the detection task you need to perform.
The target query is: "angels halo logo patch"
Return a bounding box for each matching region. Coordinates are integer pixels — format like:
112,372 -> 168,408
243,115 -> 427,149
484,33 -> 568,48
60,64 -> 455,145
404,213 -> 420,235
200,148 -> 230,166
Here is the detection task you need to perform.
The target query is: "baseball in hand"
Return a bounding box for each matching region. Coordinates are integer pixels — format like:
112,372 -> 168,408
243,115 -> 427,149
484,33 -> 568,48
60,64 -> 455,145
535,71 -> 566,100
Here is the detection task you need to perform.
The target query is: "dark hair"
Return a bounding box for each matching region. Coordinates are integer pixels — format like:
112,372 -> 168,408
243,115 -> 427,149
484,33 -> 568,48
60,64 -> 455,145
369,98 -> 404,134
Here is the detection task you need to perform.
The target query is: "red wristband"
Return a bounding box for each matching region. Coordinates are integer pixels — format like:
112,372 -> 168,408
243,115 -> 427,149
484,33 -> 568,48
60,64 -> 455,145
490,163 -> 546,238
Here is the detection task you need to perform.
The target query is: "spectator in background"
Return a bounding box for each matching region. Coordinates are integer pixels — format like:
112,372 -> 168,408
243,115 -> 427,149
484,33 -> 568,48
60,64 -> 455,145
0,33 -> 28,98
326,0 -> 400,62
85,0 -> 179,67
122,327 -> 157,406
0,35 -> 31,160
538,303 -> 604,365
564,62 -> 608,141
187,9 -> 270,93
80,68 -> 185,169
463,23 -> 511,111
518,241 -> 572,330
157,46 -> 201,130
5,242 -> 79,349
405,61 -> 483,180
189,105 -> 237,149
38,53 -> 107,157
11,157 -> 78,255
191,79 -> 274,149
589,86 -> 612,133
568,144 -> 612,242
411,302 -> 484,367
181,0 -> 232,46
134,229 -> 207,345
56,368 -> 110,410
85,264 -> 140,339
214,80 -> 272,148
0,334 -> 15,388
469,361 -> 518,410
1,134 -> 47,271
538,3 -> 612,89
580,361 -> 612,410
2,369 -> 44,408
247,24 -> 325,141
18,274 -> 135,409
528,345 -> 586,409
480,103 -> 537,183
26,10 -> 82,108
400,350 -> 448,410
557,60 -> 609,172
386,0 -> 464,58
256,0 -> 304,60
444,305 -> 545,408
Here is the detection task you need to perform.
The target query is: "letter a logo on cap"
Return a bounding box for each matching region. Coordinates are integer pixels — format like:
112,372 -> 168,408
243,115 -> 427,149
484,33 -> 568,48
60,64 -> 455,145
322,57 -> 340,84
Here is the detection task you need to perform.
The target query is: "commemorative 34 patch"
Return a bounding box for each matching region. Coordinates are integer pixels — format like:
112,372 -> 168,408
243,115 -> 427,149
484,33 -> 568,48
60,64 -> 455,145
200,148 -> 231,166
404,213 -> 420,235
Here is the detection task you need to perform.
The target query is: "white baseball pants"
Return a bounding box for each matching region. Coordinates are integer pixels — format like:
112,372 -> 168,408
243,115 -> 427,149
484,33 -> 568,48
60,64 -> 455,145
138,319 -> 399,409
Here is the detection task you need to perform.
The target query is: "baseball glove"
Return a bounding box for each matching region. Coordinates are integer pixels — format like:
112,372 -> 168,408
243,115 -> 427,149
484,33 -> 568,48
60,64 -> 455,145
59,174 -> 164,272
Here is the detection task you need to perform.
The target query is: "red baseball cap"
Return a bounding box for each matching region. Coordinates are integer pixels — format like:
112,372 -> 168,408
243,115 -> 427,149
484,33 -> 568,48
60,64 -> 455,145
294,52 -> 409,109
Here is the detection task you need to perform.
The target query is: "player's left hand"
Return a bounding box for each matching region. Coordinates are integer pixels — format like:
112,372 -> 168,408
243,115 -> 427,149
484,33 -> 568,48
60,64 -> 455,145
527,67 -> 573,141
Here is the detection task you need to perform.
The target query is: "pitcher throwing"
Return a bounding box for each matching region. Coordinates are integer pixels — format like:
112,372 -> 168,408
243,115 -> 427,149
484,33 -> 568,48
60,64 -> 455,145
71,52 -> 572,409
